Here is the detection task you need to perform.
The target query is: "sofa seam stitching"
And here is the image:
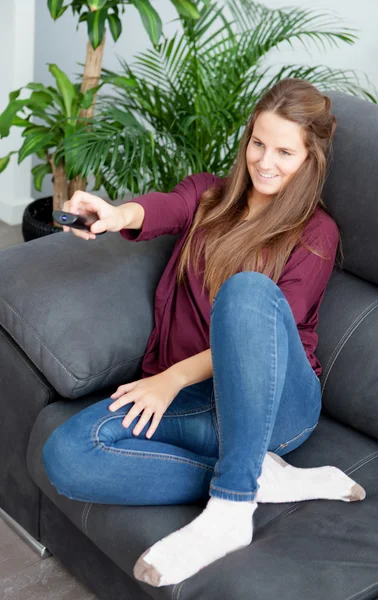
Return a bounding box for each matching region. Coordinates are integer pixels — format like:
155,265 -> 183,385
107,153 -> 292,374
321,300 -> 378,393
81,504 -> 88,533
344,450 -> 378,475
344,581 -> 378,600
175,580 -> 185,600
85,503 -> 92,536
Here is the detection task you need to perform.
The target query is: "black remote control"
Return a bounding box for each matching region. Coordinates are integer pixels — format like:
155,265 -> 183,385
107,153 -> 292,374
52,210 -> 106,235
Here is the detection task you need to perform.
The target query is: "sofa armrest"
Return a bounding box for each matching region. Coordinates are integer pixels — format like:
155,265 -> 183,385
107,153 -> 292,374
0,230 -> 177,398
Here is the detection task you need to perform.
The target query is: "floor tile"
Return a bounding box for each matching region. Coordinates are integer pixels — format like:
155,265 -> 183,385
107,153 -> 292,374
0,519 -> 40,578
0,221 -> 24,249
0,554 -> 97,600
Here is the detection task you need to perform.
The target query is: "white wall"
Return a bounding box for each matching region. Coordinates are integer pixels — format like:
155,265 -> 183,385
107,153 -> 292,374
1,0 -> 377,221
260,0 -> 378,81
0,0 -> 36,225
34,0 -> 378,87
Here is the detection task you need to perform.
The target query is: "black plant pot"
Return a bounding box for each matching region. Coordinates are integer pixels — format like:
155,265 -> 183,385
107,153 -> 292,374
22,197 -> 62,242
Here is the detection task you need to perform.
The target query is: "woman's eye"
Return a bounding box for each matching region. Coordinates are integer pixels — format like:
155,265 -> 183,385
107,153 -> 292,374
252,141 -> 290,155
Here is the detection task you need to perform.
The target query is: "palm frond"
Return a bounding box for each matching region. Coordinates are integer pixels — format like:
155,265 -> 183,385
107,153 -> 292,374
65,0 -> 376,194
227,0 -> 357,50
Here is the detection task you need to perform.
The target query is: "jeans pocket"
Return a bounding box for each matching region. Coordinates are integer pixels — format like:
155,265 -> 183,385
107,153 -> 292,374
272,421 -> 319,456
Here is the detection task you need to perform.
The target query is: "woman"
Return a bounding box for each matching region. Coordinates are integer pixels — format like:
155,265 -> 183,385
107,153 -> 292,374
42,78 -> 365,588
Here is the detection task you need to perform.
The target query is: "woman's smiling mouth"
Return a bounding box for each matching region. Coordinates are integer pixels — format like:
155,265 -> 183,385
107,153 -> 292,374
256,169 -> 279,180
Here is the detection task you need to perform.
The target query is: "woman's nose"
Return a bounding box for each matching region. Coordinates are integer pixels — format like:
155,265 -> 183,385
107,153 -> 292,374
258,151 -> 274,170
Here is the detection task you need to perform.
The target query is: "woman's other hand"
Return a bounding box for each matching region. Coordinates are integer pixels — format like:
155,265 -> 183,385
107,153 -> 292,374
108,371 -> 184,438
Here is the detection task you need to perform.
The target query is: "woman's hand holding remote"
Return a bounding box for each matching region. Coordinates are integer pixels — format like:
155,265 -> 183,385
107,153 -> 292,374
61,191 -> 133,240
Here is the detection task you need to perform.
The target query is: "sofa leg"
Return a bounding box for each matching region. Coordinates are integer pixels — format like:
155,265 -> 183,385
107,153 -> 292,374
0,507 -> 51,558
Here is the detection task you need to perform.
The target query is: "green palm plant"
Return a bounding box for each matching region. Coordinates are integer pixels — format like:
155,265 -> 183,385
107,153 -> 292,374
0,64 -> 101,210
0,0 -> 201,224
61,0 -> 377,197
49,0 -> 201,49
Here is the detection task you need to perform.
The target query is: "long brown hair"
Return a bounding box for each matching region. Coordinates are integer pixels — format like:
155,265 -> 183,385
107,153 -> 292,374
176,78 -> 344,304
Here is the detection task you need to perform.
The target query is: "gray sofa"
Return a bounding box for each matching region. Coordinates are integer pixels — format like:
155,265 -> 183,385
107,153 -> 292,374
1,90 -> 378,600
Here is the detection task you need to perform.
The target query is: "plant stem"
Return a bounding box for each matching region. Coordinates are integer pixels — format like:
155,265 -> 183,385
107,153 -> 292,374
68,175 -> 87,198
80,34 -> 106,119
73,33 -> 107,193
50,156 -> 68,220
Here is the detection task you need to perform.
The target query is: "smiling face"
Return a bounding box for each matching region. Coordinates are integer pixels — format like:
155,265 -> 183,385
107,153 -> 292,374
246,111 -> 309,207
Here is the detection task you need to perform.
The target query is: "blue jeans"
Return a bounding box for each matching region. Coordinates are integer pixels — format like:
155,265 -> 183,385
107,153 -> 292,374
42,272 -> 321,505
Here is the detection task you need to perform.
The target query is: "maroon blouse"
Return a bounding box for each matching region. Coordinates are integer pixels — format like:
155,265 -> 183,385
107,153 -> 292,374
120,173 -> 339,378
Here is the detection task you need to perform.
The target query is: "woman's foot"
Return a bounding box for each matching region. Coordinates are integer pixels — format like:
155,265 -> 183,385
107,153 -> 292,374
255,452 -> 366,503
133,497 -> 258,587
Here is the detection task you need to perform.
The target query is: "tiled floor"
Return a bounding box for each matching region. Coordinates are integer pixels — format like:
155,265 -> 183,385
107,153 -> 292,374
0,219 -> 99,599
0,220 -> 24,249
0,518 -> 97,600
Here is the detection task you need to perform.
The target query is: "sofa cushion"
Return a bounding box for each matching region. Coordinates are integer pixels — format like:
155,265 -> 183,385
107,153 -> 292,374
27,397 -> 378,600
323,91 -> 378,285
325,92 -> 378,288
317,268 -> 378,440
0,228 -> 177,399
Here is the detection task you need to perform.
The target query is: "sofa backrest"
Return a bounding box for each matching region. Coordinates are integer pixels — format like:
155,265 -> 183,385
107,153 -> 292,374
315,91 -> 378,440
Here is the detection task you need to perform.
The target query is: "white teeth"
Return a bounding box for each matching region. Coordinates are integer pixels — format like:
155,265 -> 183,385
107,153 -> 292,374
258,170 -> 277,179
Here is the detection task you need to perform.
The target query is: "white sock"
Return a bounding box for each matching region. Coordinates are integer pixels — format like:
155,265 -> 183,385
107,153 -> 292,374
255,452 -> 366,504
133,455 -> 366,588
133,497 -> 258,587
